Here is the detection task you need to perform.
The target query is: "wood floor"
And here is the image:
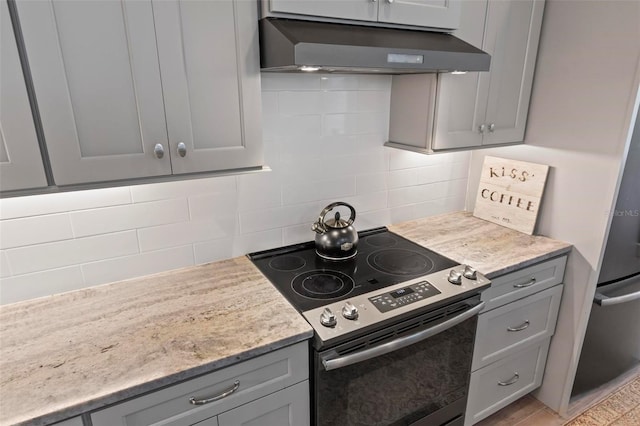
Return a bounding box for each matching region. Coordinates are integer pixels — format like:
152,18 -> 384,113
475,374 -> 640,426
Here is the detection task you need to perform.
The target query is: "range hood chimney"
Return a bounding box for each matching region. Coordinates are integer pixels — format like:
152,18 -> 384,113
259,18 -> 491,74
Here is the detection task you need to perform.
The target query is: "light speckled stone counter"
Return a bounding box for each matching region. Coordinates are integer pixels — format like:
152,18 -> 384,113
0,257 -> 313,426
390,211 -> 572,278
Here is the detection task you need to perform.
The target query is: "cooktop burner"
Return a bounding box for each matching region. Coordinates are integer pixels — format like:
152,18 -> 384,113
248,227 -> 459,312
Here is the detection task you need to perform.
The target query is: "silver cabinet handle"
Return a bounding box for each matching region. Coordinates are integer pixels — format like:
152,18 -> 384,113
514,277 -> 536,288
507,320 -> 530,332
177,142 -> 187,157
321,301 -> 485,371
498,372 -> 519,386
488,123 -> 496,132
387,0 -> 394,3
154,143 -> 165,159
478,124 -> 486,133
189,380 -> 240,405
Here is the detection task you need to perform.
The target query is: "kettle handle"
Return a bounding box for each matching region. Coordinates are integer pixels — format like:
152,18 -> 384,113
317,202 -> 356,227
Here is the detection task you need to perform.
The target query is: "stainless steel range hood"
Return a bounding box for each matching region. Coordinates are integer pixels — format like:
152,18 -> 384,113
259,18 -> 491,74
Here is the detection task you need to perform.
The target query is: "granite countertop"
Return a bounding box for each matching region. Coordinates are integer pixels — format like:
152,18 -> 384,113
0,211 -> 571,426
390,211 -> 572,278
0,256 -> 313,426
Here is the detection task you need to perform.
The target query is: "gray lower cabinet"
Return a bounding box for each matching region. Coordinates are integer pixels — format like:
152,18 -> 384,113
0,0 -> 47,192
464,256 -> 567,426
14,0 -> 262,187
90,342 -> 308,426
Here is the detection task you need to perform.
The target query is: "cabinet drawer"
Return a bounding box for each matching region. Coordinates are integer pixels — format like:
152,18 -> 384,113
473,285 -> 562,370
481,256 -> 567,311
91,342 -> 308,426
465,339 -> 550,426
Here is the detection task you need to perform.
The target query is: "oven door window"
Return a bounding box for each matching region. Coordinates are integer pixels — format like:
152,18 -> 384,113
314,316 -> 476,426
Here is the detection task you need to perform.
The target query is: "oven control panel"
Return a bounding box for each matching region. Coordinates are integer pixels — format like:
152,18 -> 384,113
369,281 -> 441,313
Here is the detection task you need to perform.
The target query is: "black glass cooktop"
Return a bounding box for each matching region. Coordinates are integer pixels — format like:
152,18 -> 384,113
248,227 -> 458,312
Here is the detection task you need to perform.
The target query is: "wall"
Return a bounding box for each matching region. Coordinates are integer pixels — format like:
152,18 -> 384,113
0,73 -> 470,305
465,0 -> 640,414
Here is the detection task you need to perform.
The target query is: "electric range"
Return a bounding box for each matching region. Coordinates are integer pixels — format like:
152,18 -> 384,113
248,227 -> 490,350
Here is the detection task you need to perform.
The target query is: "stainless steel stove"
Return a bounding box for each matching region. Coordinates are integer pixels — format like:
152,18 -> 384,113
249,227 -> 489,349
249,227 -> 491,426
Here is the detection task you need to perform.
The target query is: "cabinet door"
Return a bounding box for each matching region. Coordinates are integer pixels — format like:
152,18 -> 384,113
482,0 -> 544,145
432,0 -> 489,150
0,0 -> 47,192
153,0 -> 263,175
268,0 -> 377,22
218,381 -> 309,426
378,0 -> 461,30
15,0 -> 171,185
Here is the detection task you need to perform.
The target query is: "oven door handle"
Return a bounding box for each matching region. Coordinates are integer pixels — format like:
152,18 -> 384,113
321,301 -> 485,371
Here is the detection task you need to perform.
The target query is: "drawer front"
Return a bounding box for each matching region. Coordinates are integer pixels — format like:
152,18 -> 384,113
91,342 -> 308,426
473,284 -> 562,370
465,339 -> 551,426
482,256 -> 567,311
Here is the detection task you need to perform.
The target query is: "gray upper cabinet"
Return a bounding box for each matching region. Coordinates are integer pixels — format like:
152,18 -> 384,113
14,0 -> 262,187
0,0 -> 47,192
16,0 -> 172,185
378,0 -> 461,29
263,0 -> 460,30
153,0 -> 262,174
432,0 -> 544,150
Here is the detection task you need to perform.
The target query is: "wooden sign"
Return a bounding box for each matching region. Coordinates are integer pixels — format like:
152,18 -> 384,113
473,156 -> 550,235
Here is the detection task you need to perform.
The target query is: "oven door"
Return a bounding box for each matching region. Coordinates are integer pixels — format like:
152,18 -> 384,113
313,296 -> 484,426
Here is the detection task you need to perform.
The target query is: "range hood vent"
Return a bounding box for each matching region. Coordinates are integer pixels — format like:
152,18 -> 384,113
259,18 -> 491,74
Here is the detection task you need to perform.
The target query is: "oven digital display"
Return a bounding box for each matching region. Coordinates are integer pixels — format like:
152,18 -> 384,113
390,287 -> 414,298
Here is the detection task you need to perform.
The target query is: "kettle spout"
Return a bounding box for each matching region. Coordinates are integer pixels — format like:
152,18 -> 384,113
312,221 -> 325,234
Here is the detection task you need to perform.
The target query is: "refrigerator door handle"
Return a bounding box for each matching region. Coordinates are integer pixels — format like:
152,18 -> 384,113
594,274 -> 640,306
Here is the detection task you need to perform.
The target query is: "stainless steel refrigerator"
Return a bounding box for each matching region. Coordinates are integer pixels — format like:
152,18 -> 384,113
572,110 -> 640,396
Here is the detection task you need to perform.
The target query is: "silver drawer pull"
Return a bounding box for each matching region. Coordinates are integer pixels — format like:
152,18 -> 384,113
507,320 -> 530,332
189,380 -> 240,405
514,277 -> 536,288
498,372 -> 519,386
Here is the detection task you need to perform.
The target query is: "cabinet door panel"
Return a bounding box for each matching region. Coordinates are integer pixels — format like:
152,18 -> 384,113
0,0 -> 47,192
378,0 -> 461,30
154,0 -> 263,174
217,381 -> 309,426
16,0 -> 171,185
432,0 -> 488,150
269,0 -> 377,22
482,0 -> 544,145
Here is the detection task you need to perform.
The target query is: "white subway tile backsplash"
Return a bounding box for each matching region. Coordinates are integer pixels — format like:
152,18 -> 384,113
70,198 -> 189,237
357,75 -> 392,90
356,173 -> 388,194
1,251 -> 11,278
261,73 -> 321,91
130,176 -> 236,203
279,91 -> 323,115
324,113 -> 359,136
0,214 -> 73,249
282,176 -> 356,206
7,231 -> 139,275
0,266 -> 85,305
189,192 -> 238,221
81,245 -> 194,287
0,187 -> 131,220
193,229 -> 283,264
0,73 -> 472,303
320,75 -> 360,91
138,218 -> 235,252
322,91 -> 359,113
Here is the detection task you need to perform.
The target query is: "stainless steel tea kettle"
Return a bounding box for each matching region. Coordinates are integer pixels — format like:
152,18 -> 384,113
312,202 -> 358,260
